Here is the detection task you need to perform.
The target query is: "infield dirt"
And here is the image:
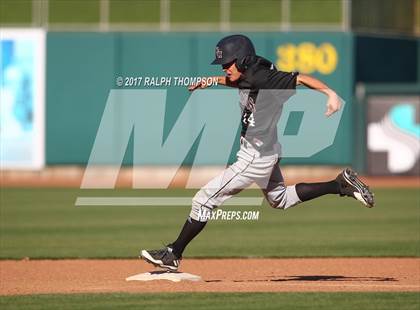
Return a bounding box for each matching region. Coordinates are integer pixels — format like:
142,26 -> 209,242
1,258 -> 419,295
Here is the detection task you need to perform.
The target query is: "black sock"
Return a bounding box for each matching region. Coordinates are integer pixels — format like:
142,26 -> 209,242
295,180 -> 340,202
170,217 -> 207,258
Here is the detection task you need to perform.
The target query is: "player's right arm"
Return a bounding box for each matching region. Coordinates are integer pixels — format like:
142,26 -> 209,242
188,76 -> 238,91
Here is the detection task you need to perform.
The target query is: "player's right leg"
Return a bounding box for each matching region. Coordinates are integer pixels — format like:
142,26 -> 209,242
140,247 -> 180,271
141,156 -> 254,271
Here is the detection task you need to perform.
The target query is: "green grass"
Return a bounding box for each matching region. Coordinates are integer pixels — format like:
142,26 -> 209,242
109,0 -> 160,24
170,0 -> 220,23
48,0 -> 100,24
230,0 -> 282,23
0,292 -> 418,310
0,187 -> 418,259
0,0 -> 345,25
291,0 -> 342,24
0,0 -> 32,24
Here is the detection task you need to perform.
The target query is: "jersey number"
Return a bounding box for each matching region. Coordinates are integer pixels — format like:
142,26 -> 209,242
243,112 -> 255,127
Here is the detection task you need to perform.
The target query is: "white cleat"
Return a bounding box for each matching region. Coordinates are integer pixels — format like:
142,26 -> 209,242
140,246 -> 181,271
336,168 -> 375,207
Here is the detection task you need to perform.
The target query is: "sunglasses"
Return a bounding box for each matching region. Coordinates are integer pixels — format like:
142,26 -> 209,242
222,60 -> 236,70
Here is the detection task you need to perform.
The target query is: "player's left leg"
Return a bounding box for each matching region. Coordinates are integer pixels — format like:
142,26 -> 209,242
334,168 -> 374,207
260,164 -> 374,209
257,161 -> 301,210
295,168 -> 374,207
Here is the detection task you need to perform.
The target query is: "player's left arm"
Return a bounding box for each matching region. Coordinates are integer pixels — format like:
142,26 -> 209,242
296,74 -> 341,117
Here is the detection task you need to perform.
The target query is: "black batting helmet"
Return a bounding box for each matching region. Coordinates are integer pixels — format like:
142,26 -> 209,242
211,34 -> 256,65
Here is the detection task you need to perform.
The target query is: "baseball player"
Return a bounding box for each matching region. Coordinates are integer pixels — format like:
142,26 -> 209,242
141,34 -> 374,271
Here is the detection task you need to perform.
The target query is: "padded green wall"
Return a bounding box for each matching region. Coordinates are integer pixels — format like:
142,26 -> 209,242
46,32 -> 353,165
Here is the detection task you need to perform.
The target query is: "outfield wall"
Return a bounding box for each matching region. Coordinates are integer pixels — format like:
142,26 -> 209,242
46,32 -> 354,166
2,31 -> 418,174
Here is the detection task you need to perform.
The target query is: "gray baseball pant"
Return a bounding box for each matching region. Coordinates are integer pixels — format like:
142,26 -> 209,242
189,138 -> 301,222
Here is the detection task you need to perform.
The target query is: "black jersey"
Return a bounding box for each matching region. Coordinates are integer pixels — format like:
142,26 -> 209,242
235,56 -> 298,153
